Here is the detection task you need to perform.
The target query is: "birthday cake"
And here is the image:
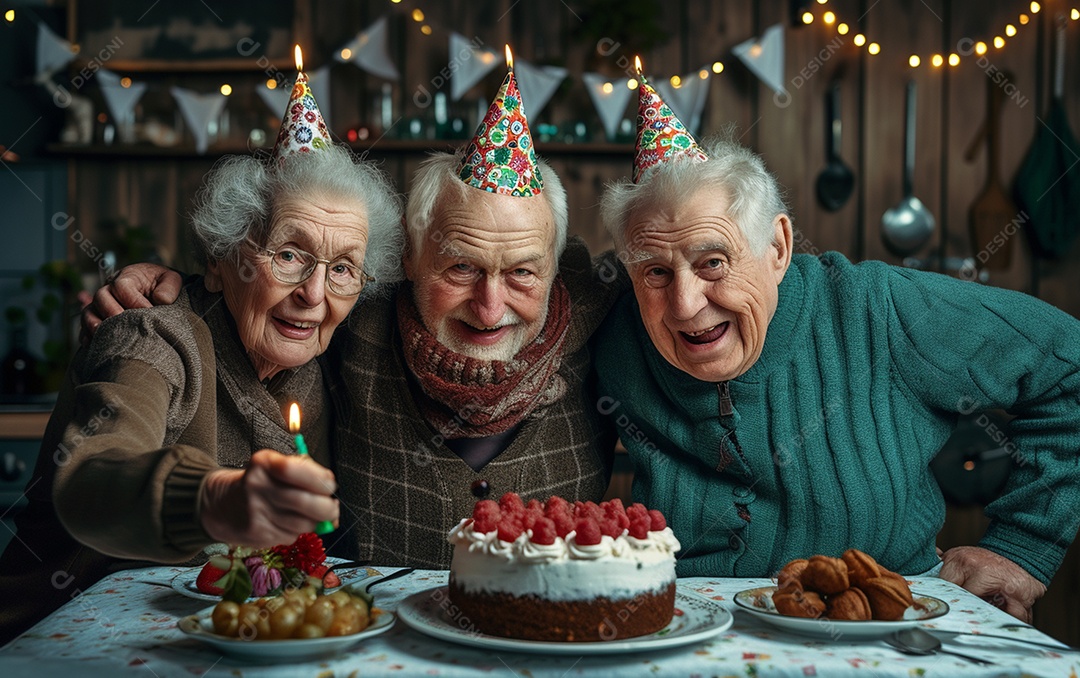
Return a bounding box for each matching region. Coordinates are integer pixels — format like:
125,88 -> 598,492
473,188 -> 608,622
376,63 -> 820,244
447,493 -> 680,642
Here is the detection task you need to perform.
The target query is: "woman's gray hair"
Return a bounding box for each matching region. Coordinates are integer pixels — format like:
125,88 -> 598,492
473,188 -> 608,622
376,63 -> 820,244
601,135 -> 789,257
405,151 -> 568,258
190,144 -> 405,289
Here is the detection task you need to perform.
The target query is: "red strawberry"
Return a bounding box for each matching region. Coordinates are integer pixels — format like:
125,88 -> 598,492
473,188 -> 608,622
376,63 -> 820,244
498,520 -> 524,543
525,498 -> 543,512
530,517 -> 556,545
309,565 -> 342,588
600,516 -> 623,538
550,511 -> 575,538
499,492 -> 524,514
627,503 -> 649,520
545,496 -> 569,513
522,508 -> 543,531
574,518 -> 602,546
629,514 -> 651,539
648,509 -> 667,531
605,498 -> 626,514
472,499 -> 501,533
195,559 -> 230,596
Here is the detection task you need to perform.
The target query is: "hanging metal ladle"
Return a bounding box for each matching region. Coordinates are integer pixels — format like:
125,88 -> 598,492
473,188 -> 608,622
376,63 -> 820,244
882,80 -> 935,256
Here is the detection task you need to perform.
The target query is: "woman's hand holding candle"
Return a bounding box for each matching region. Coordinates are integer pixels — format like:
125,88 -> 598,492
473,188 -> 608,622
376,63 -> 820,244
199,449 -> 340,548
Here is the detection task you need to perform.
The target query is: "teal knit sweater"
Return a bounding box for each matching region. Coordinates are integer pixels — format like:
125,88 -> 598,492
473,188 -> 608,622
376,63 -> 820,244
595,253 -> 1080,585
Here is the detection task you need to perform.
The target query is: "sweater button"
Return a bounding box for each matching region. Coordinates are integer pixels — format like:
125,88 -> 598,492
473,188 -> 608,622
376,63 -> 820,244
732,486 -> 756,503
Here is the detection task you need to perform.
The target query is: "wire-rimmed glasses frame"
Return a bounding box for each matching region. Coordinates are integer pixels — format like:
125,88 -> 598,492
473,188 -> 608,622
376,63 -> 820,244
254,243 -> 374,296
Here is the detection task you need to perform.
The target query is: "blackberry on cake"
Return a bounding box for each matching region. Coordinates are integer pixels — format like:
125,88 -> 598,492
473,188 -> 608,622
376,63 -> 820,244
447,493 -> 681,642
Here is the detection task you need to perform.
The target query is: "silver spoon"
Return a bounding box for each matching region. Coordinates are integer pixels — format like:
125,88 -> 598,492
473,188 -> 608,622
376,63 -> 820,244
886,627 -> 996,665
881,80 -> 935,256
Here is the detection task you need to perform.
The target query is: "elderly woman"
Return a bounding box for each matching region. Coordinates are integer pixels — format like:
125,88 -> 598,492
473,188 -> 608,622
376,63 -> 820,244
0,142 -> 402,643
595,136 -> 1080,623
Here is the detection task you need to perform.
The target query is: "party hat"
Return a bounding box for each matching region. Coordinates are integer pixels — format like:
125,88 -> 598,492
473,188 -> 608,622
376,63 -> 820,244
633,59 -> 709,183
273,46 -> 332,162
456,46 -> 543,197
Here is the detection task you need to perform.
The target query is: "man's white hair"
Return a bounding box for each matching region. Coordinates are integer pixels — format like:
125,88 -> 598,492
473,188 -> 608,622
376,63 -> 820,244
601,135 -> 789,257
405,151 -> 568,257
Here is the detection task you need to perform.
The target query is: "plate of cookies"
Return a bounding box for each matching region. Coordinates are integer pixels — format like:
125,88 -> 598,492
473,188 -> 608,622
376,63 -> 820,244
733,549 -> 949,641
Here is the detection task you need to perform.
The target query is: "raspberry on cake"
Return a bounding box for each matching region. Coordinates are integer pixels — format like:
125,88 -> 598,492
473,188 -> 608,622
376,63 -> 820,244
447,493 -> 681,642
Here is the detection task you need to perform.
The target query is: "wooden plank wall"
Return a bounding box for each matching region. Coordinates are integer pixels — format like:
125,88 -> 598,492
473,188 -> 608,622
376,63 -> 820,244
62,0 -> 1080,642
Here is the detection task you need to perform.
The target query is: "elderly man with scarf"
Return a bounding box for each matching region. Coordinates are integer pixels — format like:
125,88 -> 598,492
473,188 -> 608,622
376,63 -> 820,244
84,63 -> 625,568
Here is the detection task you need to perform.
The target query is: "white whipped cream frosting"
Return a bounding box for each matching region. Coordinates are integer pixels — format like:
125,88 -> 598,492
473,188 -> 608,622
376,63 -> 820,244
448,519 -> 681,601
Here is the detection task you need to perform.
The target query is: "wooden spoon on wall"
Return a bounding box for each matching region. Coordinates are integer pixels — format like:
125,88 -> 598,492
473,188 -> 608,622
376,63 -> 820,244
966,74 -> 1017,272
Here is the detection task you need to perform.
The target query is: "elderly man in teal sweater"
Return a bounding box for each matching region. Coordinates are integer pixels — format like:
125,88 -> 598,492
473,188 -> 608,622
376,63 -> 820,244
596,116 -> 1080,622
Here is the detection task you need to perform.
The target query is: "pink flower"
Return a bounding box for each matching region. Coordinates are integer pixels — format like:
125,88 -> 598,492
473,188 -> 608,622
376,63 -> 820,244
245,556 -> 282,597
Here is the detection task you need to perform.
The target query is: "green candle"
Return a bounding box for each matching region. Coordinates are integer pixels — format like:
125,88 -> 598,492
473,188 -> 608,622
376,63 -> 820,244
289,403 -> 334,535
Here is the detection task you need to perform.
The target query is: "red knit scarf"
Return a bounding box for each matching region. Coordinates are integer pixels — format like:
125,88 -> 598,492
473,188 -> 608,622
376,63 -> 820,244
397,278 -> 572,438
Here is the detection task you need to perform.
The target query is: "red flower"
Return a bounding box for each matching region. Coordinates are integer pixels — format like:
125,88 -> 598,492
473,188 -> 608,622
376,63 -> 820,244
272,533 -> 326,574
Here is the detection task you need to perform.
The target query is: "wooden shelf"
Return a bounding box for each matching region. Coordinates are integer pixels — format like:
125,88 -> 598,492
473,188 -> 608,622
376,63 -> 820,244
46,140 -> 634,159
0,412 -> 51,440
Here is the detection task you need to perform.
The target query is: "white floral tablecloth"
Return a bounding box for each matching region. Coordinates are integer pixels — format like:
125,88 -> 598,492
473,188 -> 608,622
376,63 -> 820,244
0,567 -> 1076,677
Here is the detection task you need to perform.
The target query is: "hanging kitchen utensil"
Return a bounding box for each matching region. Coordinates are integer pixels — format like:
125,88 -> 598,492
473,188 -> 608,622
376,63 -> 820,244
882,80 -> 935,256
816,84 -> 855,211
966,71 -> 1017,271
1015,16 -> 1080,259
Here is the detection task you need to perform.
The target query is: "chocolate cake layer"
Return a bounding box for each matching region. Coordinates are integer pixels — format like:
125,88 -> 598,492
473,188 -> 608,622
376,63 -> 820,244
447,580 -> 676,642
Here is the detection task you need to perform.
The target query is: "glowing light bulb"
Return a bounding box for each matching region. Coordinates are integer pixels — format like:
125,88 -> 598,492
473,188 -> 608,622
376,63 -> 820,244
1072,8 -> 1079,20
948,53 -> 960,66
975,41 -> 988,55
602,82 -> 613,94
627,79 -> 638,89
837,23 -> 850,35
220,84 -> 232,96
931,53 -> 944,67
1030,1 -> 1041,13
266,79 -> 277,90
4,9 -> 14,21
909,55 -> 921,67
411,9 -> 424,21
670,75 -> 682,88
868,42 -> 881,55
420,24 -> 432,35
712,61 -> 724,74
824,11 -> 835,24
120,77 -> 132,88
340,48 -> 352,60
802,11 -> 814,24
1005,24 -> 1017,37
853,33 -> 866,47
1019,14 -> 1029,25
994,35 -> 1006,48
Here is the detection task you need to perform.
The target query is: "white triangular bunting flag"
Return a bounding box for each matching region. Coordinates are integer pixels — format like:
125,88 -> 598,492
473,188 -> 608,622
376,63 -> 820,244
96,69 -> 121,87
99,80 -> 147,124
256,84 -> 292,118
655,69 -> 711,134
515,59 -> 567,118
335,15 -> 399,80
733,24 -> 787,97
449,32 -> 499,101
36,23 -> 76,75
306,66 -> 332,129
582,73 -> 633,141
170,87 -> 227,154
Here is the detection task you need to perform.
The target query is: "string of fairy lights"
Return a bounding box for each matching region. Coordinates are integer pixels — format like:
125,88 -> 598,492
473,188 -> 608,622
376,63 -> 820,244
803,0 -> 1080,69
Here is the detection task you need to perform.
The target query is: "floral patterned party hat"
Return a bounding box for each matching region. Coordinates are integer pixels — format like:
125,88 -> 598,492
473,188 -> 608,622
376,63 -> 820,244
273,46 -> 332,162
456,46 -> 544,197
633,57 -> 708,183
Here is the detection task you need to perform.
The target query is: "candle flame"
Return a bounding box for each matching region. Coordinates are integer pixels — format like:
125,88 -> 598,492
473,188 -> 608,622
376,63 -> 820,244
288,402 -> 301,433
294,45 -> 303,72
505,44 -> 513,69
634,56 -> 642,75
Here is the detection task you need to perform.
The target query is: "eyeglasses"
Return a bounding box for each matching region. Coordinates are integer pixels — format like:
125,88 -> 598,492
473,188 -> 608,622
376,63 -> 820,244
257,244 -> 374,296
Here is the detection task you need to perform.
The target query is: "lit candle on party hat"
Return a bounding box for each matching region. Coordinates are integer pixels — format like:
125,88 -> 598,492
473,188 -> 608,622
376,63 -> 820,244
288,402 -> 334,535
294,44 -> 304,73
505,43 -> 513,70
